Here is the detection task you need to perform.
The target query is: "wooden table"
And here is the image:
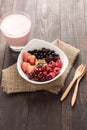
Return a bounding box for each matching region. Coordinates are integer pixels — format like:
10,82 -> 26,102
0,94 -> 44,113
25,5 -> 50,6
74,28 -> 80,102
0,0 -> 87,130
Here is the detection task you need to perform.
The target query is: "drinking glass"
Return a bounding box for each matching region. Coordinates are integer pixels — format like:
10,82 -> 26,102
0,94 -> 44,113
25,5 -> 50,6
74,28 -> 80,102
0,12 -> 31,52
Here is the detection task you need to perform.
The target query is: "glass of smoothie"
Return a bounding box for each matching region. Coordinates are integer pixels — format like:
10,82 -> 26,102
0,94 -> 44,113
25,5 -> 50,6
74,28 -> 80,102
0,12 -> 31,51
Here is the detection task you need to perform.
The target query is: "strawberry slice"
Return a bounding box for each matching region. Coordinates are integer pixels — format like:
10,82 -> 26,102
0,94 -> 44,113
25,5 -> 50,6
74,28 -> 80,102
26,64 -> 31,74
23,52 -> 31,62
26,65 -> 36,74
21,62 -> 28,73
27,55 -> 32,62
28,55 -> 36,65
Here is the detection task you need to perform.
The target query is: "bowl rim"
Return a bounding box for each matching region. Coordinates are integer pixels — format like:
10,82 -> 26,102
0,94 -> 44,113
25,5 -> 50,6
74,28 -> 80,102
17,38 -> 69,84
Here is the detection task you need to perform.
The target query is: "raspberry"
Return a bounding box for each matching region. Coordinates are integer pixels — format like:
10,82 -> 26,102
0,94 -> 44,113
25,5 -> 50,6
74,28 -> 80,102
46,66 -> 53,72
49,61 -> 56,68
54,67 -> 60,75
56,59 -> 63,68
40,65 -> 47,71
43,71 -> 47,76
49,72 -> 56,79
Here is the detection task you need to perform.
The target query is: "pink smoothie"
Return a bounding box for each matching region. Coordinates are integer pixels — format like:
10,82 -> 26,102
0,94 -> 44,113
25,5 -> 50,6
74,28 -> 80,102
0,13 -> 31,51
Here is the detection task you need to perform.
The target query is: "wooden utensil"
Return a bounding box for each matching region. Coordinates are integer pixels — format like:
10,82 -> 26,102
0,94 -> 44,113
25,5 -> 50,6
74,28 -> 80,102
71,67 -> 86,107
60,64 -> 86,101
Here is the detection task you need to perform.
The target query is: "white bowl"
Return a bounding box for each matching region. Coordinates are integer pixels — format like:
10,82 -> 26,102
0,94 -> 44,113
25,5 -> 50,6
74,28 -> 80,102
17,39 -> 69,84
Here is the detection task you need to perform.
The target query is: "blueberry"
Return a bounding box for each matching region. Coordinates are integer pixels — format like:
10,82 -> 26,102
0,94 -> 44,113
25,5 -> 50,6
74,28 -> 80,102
42,48 -> 46,52
47,51 -> 51,55
34,49 -> 37,53
28,50 -> 34,54
51,52 -> 55,56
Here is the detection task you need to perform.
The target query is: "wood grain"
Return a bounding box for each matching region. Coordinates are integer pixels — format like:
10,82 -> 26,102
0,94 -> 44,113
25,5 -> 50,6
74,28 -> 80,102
0,0 -> 14,16
34,0 -> 61,42
0,0 -> 87,130
61,0 -> 87,130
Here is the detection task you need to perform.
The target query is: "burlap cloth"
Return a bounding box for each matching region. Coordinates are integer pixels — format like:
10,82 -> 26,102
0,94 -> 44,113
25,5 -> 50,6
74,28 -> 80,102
1,39 -> 80,94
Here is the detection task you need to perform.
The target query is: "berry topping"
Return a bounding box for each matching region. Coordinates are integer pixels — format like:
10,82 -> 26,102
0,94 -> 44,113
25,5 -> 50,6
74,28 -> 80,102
21,47 -> 63,82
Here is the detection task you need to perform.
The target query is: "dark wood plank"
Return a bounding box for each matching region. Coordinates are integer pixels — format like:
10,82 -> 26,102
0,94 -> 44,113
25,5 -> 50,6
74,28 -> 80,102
34,0 -> 61,42
61,0 -> 87,130
0,1 -> 36,130
71,1 -> 87,129
27,91 -> 62,130
0,0 -> 87,130
27,0 -> 62,130
0,0 -> 14,17
0,93 -> 29,130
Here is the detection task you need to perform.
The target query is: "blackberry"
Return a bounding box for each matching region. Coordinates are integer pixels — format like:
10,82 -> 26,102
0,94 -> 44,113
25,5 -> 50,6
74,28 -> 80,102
45,56 -> 51,63
45,55 -> 54,63
53,55 -> 60,62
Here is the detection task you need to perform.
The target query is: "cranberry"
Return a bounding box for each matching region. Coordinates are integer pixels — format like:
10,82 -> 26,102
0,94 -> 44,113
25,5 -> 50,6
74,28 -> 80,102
46,74 -> 52,81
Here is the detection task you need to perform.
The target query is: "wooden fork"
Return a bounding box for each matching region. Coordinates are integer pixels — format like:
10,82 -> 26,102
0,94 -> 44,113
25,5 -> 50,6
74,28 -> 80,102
60,64 -> 86,101
71,67 -> 86,107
